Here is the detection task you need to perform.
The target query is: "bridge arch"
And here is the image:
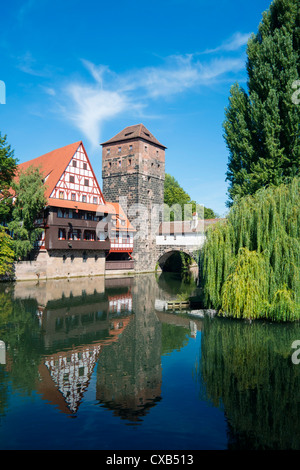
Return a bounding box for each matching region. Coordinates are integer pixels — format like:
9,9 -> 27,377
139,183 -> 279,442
156,248 -> 197,273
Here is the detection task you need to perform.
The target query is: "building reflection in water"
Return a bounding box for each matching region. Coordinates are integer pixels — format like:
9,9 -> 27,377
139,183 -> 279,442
4,273 -> 201,423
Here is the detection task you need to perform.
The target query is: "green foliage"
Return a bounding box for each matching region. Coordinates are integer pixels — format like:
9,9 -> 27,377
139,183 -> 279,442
0,226 -> 15,277
200,178 -> 300,321
164,173 -> 217,220
224,0 -> 300,205
8,166 -> 47,259
0,133 -> 18,223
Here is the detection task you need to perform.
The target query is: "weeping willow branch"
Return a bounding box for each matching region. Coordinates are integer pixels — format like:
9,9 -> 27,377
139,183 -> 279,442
200,178 -> 300,321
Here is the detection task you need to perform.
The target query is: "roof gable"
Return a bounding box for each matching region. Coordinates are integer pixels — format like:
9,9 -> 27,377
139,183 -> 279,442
16,141 -> 82,199
15,141 -> 106,206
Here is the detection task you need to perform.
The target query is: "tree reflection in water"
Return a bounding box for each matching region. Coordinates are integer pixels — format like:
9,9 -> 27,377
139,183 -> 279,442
197,316 -> 300,449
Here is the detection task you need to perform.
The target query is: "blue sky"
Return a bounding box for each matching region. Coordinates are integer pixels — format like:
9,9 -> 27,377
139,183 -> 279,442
0,0 -> 272,216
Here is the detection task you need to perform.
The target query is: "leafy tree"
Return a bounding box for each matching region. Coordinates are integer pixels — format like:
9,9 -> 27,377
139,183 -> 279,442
200,177 -> 300,321
164,173 -> 217,220
0,133 -> 18,223
8,166 -> 46,259
0,226 -> 15,277
224,0 -> 300,205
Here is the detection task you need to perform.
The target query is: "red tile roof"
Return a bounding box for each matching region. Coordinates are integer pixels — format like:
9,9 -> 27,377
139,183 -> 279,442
48,198 -> 116,214
101,124 -> 167,149
15,141 -> 82,199
109,202 -> 135,231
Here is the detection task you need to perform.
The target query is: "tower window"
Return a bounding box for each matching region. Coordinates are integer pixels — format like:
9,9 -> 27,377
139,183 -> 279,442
118,161 -> 121,167
145,145 -> 148,152
107,148 -> 110,154
118,147 -> 121,153
129,145 -> 132,151
108,162 -> 112,168
128,158 -> 131,166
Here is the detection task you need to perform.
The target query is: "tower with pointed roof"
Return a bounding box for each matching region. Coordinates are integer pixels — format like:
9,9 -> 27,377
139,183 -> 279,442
101,124 -> 166,271
101,124 -> 166,210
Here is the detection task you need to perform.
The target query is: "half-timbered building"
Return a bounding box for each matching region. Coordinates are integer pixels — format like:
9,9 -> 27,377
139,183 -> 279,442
13,141 -> 134,280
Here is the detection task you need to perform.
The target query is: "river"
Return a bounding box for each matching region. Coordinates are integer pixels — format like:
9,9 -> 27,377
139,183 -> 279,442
0,272 -> 299,450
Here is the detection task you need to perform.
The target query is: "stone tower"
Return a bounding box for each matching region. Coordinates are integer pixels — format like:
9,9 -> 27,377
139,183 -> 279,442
101,124 -> 166,272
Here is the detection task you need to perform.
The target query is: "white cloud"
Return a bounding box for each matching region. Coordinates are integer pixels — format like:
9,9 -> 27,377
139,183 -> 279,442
64,83 -> 130,148
55,34 -> 247,146
203,32 -> 251,54
17,51 -> 50,77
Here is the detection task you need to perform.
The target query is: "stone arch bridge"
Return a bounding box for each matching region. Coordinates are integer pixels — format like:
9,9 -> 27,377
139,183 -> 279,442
155,245 -> 200,272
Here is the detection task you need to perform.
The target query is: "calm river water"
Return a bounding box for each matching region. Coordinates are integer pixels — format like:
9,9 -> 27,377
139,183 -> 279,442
0,272 -> 299,450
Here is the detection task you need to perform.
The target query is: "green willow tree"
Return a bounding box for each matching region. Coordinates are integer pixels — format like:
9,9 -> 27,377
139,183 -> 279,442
224,0 -> 300,205
200,178 -> 300,321
8,166 -> 47,259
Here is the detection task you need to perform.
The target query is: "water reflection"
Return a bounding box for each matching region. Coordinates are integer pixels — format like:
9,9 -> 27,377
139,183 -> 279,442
1,272 -> 299,449
198,317 -> 300,450
0,273 -> 198,424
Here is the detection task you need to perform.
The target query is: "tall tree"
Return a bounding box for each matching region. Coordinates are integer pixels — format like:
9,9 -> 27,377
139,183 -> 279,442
8,166 -> 46,259
0,134 -> 18,223
164,173 -> 217,220
224,0 -> 300,205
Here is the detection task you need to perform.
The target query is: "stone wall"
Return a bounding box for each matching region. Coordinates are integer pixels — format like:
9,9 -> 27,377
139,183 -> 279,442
102,136 -> 165,273
14,249 -> 106,281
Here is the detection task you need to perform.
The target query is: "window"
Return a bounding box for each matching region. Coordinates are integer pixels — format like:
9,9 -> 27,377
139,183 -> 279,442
82,195 -> 87,202
58,228 -> 66,240
129,145 -> 132,151
118,147 -> 121,153
118,161 -> 121,167
72,160 -> 77,167
58,209 -> 63,218
70,175 -> 75,183
107,148 -> 110,154
84,179 -> 89,186
128,158 -> 131,166
93,197 -> 98,204
108,162 -> 112,168
83,163 -> 87,170
59,191 -> 64,199
145,145 -> 148,151
71,193 -> 76,201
